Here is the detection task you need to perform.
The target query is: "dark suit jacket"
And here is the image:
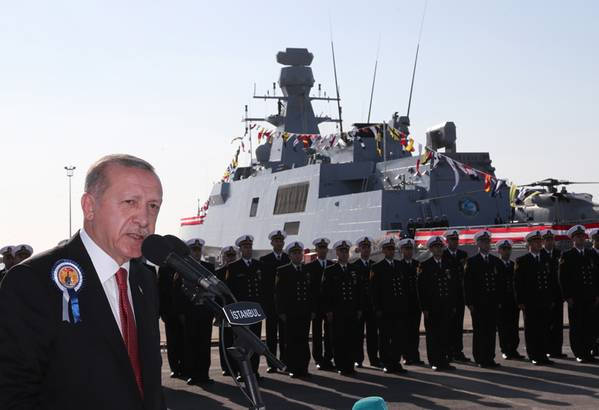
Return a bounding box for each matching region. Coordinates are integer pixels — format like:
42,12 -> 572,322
225,258 -> 264,305
463,253 -> 504,307
514,252 -> 560,307
371,259 -> 410,315
0,234 -> 165,410
259,252 -> 290,313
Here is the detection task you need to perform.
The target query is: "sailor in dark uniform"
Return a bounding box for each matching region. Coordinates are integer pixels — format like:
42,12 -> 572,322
559,225 -> 599,363
275,241 -> 315,378
12,244 -> 33,264
418,236 -> 459,371
215,245 -> 238,376
515,230 -> 561,365
443,229 -> 471,362
542,229 -> 566,359
182,238 -> 216,385
350,236 -> 379,368
0,246 -> 15,283
589,228 -> 599,357
306,237 -> 335,370
370,238 -> 408,374
322,240 -> 364,376
398,238 -> 423,365
225,235 -> 264,380
259,230 -> 290,373
495,239 -> 524,360
464,230 -> 503,368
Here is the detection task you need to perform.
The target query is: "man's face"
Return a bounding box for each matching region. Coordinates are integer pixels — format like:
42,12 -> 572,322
82,164 -> 163,266
383,246 -> 395,259
223,252 -> 237,265
498,247 -> 512,259
316,245 -> 328,259
289,248 -> 303,265
359,243 -> 371,259
529,238 -> 542,253
447,237 -> 459,250
401,246 -> 414,260
430,244 -> 444,258
271,238 -> 285,253
189,245 -> 202,261
336,247 -> 349,264
573,233 -> 586,248
240,243 -> 253,259
478,238 -> 491,253
2,253 -> 15,269
544,237 -> 555,249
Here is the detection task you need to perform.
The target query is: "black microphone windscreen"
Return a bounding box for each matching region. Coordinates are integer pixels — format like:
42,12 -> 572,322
141,234 -> 173,266
164,234 -> 191,257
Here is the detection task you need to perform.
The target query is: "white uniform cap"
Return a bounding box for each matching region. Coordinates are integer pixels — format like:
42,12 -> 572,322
235,235 -> 255,246
496,239 -> 513,249
284,241 -> 304,253
473,230 -> 492,241
379,237 -> 397,248
221,245 -> 238,255
333,240 -> 352,249
525,230 -> 543,242
0,246 -> 13,255
186,238 -> 205,247
398,238 -> 415,248
268,230 -> 287,240
567,225 -> 587,239
355,236 -> 374,246
443,229 -> 460,239
14,244 -> 33,255
588,228 -> 599,239
426,236 -> 445,248
312,237 -> 331,247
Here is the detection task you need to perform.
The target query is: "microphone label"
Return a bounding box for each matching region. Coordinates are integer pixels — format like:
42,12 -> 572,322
223,302 -> 266,325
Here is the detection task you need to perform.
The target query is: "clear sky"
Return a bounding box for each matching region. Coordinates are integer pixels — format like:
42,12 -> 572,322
1,0 -> 598,254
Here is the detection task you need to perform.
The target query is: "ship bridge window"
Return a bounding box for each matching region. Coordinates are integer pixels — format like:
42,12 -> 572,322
284,221 -> 300,235
273,182 -> 309,215
249,197 -> 259,217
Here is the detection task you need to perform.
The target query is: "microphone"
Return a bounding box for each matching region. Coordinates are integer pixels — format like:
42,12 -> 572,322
141,234 -> 222,297
163,234 -> 236,301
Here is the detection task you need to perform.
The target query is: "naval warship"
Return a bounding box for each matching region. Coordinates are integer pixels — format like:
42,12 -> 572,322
180,48 -> 599,258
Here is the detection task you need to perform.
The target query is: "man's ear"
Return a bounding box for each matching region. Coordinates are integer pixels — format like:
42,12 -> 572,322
81,192 -> 96,221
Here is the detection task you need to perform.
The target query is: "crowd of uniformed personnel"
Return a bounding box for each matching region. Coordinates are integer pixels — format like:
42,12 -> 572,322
3,225 -> 599,383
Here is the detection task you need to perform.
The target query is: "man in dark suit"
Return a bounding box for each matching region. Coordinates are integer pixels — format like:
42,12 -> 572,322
225,235 -> 264,381
0,154 -> 166,409
418,236 -> 459,371
589,228 -> 599,357
306,237 -> 334,370
215,245 -> 239,376
398,238 -> 423,365
515,230 -> 561,366
259,230 -> 290,373
443,229 -> 470,362
541,229 -> 566,359
559,225 -> 599,363
350,236 -> 379,368
158,264 -> 186,379
275,241 -> 316,378
464,230 -> 504,368
321,240 -> 364,376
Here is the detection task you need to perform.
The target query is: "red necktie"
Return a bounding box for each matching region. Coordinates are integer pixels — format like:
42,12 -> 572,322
115,268 -> 144,397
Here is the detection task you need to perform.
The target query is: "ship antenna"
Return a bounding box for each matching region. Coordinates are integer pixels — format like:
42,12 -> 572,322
367,33 -> 381,123
407,0 -> 428,118
329,14 -> 345,140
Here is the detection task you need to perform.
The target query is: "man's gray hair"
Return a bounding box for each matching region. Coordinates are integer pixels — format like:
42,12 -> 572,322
85,154 -> 157,196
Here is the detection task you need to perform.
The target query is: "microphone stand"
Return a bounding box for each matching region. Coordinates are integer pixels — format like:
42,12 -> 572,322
182,282 -> 285,410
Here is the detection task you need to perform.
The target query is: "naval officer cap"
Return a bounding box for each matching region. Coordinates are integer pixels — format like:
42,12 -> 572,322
496,239 -> 513,249
567,225 -> 587,239
356,236 -> 374,246
14,244 -> 33,255
426,236 -> 445,248
186,238 -> 205,248
0,245 -> 13,256
541,229 -> 556,238
221,245 -> 238,255
525,230 -> 543,242
333,240 -> 352,250
235,235 -> 255,246
473,230 -> 492,242
268,230 -> 287,240
588,228 -> 599,239
443,229 -> 460,239
398,238 -> 415,248
312,237 -> 331,247
284,241 -> 304,253
379,237 -> 397,249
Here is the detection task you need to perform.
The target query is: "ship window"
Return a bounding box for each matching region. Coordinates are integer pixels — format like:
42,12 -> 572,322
283,221 -> 300,235
273,182 -> 309,215
249,197 -> 259,217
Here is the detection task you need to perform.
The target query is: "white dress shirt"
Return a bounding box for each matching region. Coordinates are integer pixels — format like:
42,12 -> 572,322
80,228 -> 134,336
